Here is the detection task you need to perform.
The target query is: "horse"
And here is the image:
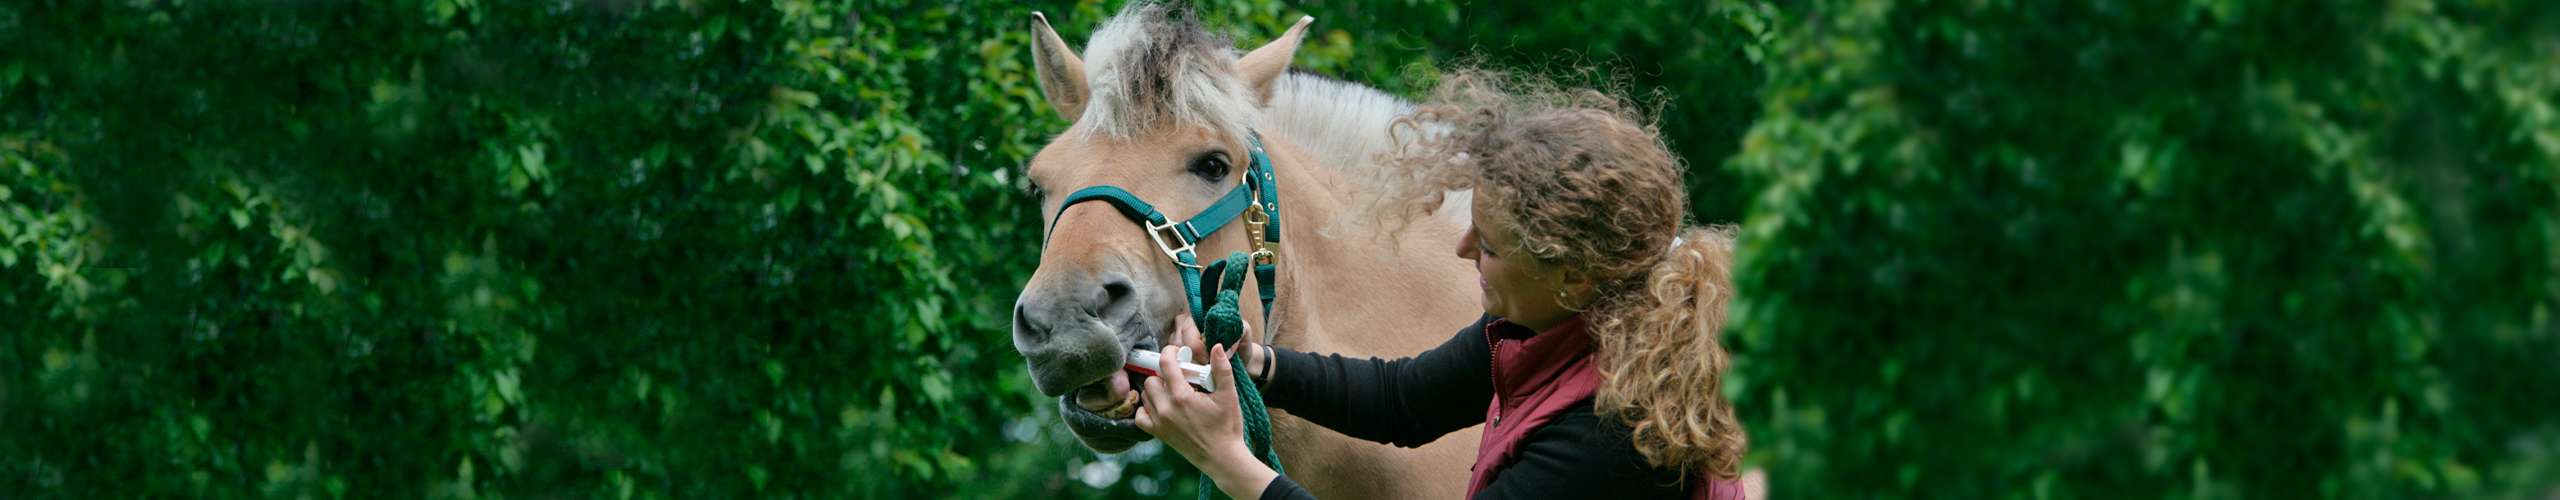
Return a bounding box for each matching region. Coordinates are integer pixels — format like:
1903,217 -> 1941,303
1009,4 -> 1484,498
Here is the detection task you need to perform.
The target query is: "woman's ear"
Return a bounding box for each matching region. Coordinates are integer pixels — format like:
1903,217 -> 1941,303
1553,269 -> 1599,310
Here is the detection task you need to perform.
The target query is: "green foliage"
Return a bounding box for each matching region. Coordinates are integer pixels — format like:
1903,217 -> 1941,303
3,0 -> 1072,496
1728,0 -> 2560,497
4,0 -> 2555,498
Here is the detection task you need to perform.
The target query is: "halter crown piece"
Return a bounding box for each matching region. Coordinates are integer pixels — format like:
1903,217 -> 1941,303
1043,131 -> 1287,496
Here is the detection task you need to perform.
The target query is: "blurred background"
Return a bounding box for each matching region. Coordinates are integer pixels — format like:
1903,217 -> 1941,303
5,0 -> 2558,497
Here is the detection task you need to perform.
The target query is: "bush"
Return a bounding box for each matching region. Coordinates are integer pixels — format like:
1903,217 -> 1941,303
4,0 -> 2553,497
1728,1 -> 2560,497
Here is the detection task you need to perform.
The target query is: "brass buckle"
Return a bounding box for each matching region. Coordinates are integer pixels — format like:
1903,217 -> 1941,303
1244,204 -> 1277,265
1146,219 -> 1204,269
1242,206 -> 1267,244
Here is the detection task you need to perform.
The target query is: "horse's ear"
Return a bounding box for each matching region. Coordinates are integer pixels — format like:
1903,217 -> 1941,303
1235,16 -> 1313,107
1031,12 -> 1089,120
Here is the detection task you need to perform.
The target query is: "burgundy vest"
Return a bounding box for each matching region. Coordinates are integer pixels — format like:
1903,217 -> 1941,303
1465,315 -> 1741,500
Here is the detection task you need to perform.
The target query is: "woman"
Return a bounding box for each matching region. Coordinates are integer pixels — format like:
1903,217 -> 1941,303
1134,71 -> 1750,499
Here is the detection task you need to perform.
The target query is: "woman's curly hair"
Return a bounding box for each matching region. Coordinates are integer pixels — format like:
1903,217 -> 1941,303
1379,69 -> 1746,479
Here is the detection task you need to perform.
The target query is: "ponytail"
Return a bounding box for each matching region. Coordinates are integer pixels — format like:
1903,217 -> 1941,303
1586,224 -> 1746,478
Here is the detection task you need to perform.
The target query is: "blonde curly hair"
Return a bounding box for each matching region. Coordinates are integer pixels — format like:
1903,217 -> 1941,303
1378,69 -> 1746,479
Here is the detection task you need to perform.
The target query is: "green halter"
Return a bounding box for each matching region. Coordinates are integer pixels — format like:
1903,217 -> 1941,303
1043,131 -> 1287,492
1045,132 -> 1282,324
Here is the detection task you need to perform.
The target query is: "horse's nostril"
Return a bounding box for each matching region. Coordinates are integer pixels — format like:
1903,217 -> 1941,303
1099,278 -> 1137,321
1015,302 -> 1047,343
1103,280 -> 1134,305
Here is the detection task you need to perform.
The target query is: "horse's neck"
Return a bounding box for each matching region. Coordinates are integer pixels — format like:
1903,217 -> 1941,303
1251,133 -> 1485,500
1256,136 -> 1481,358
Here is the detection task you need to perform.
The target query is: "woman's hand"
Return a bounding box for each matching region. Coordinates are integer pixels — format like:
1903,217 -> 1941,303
1170,314 -> 1273,383
1133,343 -> 1242,458
1133,344 -> 1274,499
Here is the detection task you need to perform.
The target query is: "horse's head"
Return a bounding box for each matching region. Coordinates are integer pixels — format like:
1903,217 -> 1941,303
1013,4 -> 1311,452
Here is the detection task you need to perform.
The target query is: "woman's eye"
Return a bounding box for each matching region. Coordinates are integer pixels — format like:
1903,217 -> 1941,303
1188,152 -> 1231,182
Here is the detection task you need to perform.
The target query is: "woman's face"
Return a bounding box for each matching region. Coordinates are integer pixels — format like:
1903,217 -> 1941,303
1457,195 -> 1583,331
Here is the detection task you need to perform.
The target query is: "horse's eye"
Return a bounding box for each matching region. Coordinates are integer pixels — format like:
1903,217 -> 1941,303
1188,151 -> 1231,183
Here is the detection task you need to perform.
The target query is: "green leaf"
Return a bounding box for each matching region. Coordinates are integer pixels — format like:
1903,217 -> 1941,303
920,373 -> 952,404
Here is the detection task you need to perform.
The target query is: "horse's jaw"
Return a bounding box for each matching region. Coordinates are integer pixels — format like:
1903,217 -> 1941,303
1058,394 -> 1149,453
1031,336 -> 1156,442
1058,350 -> 1153,453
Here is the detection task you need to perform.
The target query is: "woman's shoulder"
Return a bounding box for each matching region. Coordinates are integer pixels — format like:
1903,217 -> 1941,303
1506,399 -> 1691,497
1529,399 -> 1635,456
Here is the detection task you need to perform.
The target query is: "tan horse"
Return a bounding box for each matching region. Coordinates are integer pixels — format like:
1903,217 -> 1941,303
1010,4 -> 1481,498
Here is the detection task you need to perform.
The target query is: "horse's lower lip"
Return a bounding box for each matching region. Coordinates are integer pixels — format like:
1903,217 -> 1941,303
1062,391 -> 1133,424
1057,392 -> 1149,451
1072,370 -> 1137,414
1050,321 -> 1162,451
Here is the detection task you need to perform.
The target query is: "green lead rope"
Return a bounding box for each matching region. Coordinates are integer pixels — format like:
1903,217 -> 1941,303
1194,252 -> 1281,499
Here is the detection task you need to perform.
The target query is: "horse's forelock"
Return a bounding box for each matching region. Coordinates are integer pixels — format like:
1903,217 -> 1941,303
1079,2 -> 1257,143
1068,3 -> 1466,232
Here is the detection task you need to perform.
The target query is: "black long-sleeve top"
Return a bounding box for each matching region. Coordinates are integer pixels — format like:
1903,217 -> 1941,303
1252,315 -> 1690,499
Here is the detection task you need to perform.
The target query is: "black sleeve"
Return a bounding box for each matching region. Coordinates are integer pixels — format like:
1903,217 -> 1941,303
1258,315 -> 1494,448
1472,400 -> 1692,500
1258,475 -> 1313,500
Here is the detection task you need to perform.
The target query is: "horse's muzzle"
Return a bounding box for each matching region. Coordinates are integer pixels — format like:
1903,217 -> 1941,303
1013,273 -> 1141,396
1016,265 -> 1159,451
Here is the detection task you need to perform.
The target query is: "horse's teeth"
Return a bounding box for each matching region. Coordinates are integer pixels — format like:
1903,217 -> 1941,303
1100,389 -> 1140,419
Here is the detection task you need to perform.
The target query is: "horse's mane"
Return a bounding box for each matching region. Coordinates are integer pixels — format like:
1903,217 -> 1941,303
1263,72 -> 1408,178
1264,72 -> 1475,230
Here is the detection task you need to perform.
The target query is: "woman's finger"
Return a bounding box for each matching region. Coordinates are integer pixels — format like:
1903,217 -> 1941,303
1133,406 -> 1154,432
1160,345 -> 1194,398
1172,315 -> 1205,362
1142,374 -> 1173,416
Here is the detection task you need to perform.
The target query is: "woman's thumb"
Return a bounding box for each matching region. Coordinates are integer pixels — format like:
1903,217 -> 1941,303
1211,344 -> 1235,395
1172,314 -> 1207,362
